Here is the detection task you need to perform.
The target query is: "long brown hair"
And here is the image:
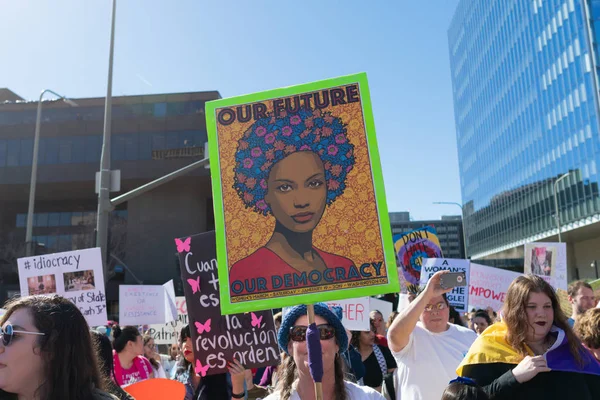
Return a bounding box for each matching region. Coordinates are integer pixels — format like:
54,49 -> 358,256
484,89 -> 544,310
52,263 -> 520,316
275,354 -> 348,400
142,334 -> 160,370
0,295 -> 106,400
502,275 -> 585,365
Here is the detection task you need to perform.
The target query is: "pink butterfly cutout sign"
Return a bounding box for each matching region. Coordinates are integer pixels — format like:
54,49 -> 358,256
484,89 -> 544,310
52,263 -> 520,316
187,276 -> 201,294
175,237 -> 191,253
195,319 -> 211,334
195,360 -> 210,377
251,312 -> 263,328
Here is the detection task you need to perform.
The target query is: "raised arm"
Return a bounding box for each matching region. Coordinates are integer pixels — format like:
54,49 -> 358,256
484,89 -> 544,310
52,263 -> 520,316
387,270 -> 451,353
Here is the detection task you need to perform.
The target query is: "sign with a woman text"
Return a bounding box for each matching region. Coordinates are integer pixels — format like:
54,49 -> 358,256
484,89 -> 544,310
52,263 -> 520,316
524,242 -> 567,291
206,73 -> 397,313
419,258 -> 470,312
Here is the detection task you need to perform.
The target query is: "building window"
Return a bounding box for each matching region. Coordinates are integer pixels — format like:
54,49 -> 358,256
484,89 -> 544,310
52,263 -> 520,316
154,103 -> 167,118
7,140 -> 19,166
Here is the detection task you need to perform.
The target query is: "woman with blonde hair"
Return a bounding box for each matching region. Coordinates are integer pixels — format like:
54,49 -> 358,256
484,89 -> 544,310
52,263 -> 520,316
457,275 -> 600,399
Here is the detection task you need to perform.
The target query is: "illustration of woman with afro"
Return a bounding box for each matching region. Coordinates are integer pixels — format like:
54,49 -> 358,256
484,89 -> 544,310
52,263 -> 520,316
229,107 -> 358,295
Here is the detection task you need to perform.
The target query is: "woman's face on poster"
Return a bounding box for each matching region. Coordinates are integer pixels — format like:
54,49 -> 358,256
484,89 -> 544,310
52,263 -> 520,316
265,151 -> 327,233
535,248 -> 547,265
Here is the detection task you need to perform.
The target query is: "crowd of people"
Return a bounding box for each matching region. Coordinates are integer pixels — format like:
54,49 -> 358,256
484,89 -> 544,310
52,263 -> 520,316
1,271 -> 600,399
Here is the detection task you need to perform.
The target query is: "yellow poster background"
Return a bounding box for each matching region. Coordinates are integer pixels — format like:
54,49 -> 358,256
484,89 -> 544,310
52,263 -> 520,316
215,86 -> 386,278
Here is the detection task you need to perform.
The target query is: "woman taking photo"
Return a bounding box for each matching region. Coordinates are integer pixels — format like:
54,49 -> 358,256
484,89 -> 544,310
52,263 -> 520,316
112,326 -> 154,387
263,303 -> 384,400
143,334 -> 167,379
0,294 -> 116,399
457,275 -> 600,399
172,325 -> 231,400
350,321 -> 396,391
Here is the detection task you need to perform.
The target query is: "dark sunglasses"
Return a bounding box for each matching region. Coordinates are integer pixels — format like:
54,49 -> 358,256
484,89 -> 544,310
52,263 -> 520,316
1,324 -> 45,346
289,324 -> 335,342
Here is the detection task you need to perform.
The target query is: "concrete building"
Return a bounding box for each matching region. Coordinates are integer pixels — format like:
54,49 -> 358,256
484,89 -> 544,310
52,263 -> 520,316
0,88 -> 220,316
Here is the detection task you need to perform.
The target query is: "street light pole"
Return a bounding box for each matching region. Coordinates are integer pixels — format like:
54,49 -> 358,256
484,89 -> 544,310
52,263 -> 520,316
25,90 -> 78,256
433,201 -> 468,259
96,0 -> 117,277
553,172 -> 570,243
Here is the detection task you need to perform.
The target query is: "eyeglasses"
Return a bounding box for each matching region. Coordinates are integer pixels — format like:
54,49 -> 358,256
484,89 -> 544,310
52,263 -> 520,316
424,302 -> 448,312
1,324 -> 45,347
289,324 -> 335,342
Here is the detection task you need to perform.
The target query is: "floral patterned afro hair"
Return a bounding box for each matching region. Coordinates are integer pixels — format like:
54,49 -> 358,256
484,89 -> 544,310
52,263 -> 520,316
233,108 -> 356,215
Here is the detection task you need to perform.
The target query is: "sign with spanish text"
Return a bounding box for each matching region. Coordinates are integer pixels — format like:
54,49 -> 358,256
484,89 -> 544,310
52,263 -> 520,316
325,297 -> 370,331
176,231 -> 279,376
146,296 -> 188,345
524,242 -> 567,291
206,73 -> 398,314
17,248 -> 107,327
469,264 -> 521,312
393,226 -> 443,288
119,280 -> 177,326
419,258 -> 470,312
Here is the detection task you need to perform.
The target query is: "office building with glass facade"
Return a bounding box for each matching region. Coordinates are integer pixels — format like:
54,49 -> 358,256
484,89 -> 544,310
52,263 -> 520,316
449,0 -> 600,278
0,88 -> 220,311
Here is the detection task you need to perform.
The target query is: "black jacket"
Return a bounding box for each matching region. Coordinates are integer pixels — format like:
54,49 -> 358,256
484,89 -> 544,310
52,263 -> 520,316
462,362 -> 600,400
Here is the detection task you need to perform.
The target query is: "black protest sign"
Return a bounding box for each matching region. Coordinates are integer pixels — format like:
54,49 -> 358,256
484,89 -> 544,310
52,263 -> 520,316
176,231 -> 279,376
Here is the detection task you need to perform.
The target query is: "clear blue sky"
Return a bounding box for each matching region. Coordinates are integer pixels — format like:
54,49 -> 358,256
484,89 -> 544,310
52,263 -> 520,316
0,0 -> 461,220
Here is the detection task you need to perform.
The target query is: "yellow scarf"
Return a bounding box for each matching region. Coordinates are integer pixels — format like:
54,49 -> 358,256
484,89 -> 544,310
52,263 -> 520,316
456,322 -> 533,376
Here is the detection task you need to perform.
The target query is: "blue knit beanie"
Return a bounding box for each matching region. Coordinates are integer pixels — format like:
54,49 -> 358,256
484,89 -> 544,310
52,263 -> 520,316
278,303 -> 348,355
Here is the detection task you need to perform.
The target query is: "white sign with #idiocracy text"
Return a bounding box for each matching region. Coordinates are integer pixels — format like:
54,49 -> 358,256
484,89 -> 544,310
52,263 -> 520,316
17,248 -> 108,327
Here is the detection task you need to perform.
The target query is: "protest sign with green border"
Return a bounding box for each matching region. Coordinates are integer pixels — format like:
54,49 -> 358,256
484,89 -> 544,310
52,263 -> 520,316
206,73 -> 398,314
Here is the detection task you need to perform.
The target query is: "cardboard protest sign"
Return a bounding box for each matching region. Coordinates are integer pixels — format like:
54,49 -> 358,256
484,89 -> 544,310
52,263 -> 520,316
524,242 -> 567,291
397,293 -> 411,312
17,248 -> 107,326
325,297 -> 370,331
469,264 -> 521,312
420,258 -> 470,312
119,280 -> 177,326
393,226 -> 443,287
176,231 -> 279,376
206,73 -> 398,314
146,297 -> 188,345
369,297 -> 394,322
